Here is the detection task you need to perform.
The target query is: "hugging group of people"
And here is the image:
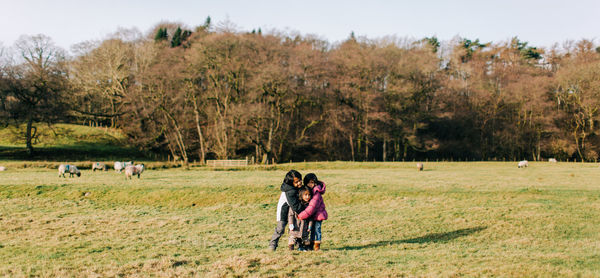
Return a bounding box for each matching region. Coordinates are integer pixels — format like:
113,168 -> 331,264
268,170 -> 328,251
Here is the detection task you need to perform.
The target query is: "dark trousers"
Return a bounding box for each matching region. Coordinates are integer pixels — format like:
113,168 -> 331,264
269,221 -> 287,249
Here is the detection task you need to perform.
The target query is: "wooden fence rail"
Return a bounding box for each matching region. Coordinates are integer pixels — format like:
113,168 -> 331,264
206,159 -> 248,167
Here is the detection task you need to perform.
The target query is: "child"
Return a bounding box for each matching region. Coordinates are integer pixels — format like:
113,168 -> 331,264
268,170 -> 304,251
287,187 -> 313,250
298,173 -> 328,251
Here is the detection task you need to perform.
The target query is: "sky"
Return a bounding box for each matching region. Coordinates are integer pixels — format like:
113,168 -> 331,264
1,0 -> 599,52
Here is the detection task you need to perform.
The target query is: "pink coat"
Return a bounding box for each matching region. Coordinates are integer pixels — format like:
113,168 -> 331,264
298,182 -> 328,221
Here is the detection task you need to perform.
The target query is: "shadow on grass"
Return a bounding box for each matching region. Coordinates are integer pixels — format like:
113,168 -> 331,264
332,226 -> 487,251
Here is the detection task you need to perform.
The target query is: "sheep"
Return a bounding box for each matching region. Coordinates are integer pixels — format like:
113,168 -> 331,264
125,164 -> 145,179
0,166 -> 5,171
114,161 -> 133,173
58,164 -> 81,178
416,162 -> 424,171
518,160 -> 529,168
92,162 -> 108,171
114,162 -> 124,172
548,158 -> 557,163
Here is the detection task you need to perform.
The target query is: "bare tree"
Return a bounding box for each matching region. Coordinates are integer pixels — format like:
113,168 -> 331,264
70,38 -> 135,127
2,35 -> 69,155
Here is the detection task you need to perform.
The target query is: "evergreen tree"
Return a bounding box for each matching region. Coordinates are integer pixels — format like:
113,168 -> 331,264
423,36 -> 440,53
171,27 -> 182,47
349,31 -> 356,41
181,30 -> 192,42
460,38 -> 487,62
154,28 -> 168,42
203,16 -> 211,29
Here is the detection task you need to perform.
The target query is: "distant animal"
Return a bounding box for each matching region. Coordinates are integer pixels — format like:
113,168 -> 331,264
92,162 -> 108,171
518,160 -> 529,168
58,164 -> 81,178
0,166 -> 5,171
114,161 -> 133,173
416,162 -> 424,171
125,164 -> 145,179
548,158 -> 557,163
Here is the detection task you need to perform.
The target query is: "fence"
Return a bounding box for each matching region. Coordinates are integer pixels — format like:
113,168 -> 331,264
206,159 -> 249,167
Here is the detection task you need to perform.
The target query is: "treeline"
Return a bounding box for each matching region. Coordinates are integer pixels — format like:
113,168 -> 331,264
1,19 -> 600,163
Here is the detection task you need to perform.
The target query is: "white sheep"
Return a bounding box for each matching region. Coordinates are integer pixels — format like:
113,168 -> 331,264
92,162 -> 108,171
0,166 -> 6,171
548,158 -> 557,163
114,161 -> 133,173
518,160 -> 529,168
416,162 -> 424,171
58,164 -> 81,178
125,164 -> 145,179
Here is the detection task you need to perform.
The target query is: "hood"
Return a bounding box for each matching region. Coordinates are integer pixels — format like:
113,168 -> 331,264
312,181 -> 326,195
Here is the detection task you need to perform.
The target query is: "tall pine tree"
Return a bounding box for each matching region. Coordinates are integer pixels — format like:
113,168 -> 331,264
154,28 -> 168,42
171,27 -> 182,47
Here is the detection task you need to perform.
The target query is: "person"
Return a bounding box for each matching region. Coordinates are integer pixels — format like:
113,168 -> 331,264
268,170 -> 303,251
287,187 -> 313,250
298,173 -> 328,251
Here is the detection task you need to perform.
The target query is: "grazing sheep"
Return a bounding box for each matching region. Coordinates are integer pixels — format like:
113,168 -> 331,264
92,162 -> 108,171
125,164 -> 145,179
0,166 -> 5,171
114,161 -> 133,173
58,164 -> 81,178
416,162 -> 424,171
548,158 -> 557,163
518,160 -> 529,168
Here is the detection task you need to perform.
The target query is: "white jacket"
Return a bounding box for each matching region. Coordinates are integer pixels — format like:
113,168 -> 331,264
276,192 -> 288,221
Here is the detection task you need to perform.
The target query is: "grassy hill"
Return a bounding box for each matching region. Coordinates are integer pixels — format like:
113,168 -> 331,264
0,123 -> 149,161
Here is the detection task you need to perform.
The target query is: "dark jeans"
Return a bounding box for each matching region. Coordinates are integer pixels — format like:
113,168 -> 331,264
269,221 -> 287,249
310,220 -> 322,242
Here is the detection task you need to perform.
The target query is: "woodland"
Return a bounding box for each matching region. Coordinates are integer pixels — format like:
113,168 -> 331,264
1,18 -> 600,163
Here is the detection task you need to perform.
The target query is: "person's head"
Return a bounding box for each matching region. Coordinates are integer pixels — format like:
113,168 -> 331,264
284,170 -> 303,188
303,173 -> 319,189
299,187 -> 312,203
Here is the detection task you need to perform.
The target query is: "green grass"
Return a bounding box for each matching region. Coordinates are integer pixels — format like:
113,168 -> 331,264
0,124 -> 147,161
0,162 -> 599,277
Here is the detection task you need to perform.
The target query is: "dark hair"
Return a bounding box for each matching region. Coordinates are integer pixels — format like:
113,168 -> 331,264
303,173 -> 319,186
283,170 -> 302,186
298,187 -> 312,201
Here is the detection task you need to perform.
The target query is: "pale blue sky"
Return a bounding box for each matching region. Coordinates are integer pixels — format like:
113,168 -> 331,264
1,0 -> 598,51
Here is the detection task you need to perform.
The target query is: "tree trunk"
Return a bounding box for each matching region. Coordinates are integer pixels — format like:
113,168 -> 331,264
164,111 -> 189,168
25,118 -> 35,156
111,99 -> 117,128
192,98 -> 206,164
383,139 -> 386,162
365,138 -> 369,161
349,134 -> 355,161
574,131 -> 583,162
262,122 -> 274,164
255,128 -> 260,165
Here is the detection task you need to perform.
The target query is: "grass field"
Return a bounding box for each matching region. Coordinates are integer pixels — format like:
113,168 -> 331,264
0,162 -> 599,277
0,124 -> 147,161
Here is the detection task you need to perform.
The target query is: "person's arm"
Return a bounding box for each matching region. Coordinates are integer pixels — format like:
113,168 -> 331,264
285,190 -> 303,214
